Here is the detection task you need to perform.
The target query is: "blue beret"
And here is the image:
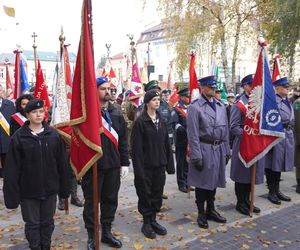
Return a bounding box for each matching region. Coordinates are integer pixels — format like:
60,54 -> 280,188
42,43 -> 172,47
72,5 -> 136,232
198,75 -> 217,88
273,77 -> 289,87
96,77 -> 109,87
24,99 -> 44,113
241,74 -> 254,86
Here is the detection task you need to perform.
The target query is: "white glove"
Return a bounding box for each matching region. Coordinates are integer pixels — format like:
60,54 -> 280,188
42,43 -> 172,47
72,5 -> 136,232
120,166 -> 129,179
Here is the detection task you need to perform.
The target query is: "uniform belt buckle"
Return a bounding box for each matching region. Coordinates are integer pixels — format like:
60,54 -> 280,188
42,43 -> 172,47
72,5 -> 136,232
213,140 -> 220,146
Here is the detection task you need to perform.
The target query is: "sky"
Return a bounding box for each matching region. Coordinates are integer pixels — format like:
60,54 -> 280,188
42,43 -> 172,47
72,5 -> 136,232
0,0 -> 161,62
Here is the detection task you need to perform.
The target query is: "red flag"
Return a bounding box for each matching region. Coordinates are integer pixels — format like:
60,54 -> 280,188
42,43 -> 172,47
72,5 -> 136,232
189,52 -> 199,102
169,84 -> 179,107
64,45 -> 73,102
70,0 -> 102,178
272,54 -> 281,82
167,62 -> 174,90
109,67 -> 118,88
5,64 -> 14,100
34,60 -> 51,121
239,41 -> 285,167
13,50 -> 20,99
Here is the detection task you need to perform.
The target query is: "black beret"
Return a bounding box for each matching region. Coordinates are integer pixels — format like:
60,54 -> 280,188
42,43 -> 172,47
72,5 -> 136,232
24,99 -> 44,113
144,90 -> 160,104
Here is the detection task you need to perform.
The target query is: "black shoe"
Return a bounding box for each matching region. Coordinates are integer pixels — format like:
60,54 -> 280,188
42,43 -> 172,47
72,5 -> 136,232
101,234 -> 122,248
189,186 -> 195,191
276,191 -> 291,202
162,194 -> 168,199
268,192 -> 281,205
141,223 -> 156,239
151,221 -> 167,235
197,214 -> 208,229
71,196 -> 84,207
58,199 -> 65,211
296,185 -> 300,194
87,239 -> 95,250
179,186 -> 188,193
41,245 -> 50,250
236,202 -> 250,216
245,199 -> 261,213
206,209 -> 227,223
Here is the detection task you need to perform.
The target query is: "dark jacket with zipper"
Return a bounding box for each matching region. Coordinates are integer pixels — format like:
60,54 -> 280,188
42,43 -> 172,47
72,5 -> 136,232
3,121 -> 70,209
131,110 -> 175,179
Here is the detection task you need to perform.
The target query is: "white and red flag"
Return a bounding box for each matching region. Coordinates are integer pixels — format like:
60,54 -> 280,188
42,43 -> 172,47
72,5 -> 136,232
5,64 -> 14,100
189,52 -> 199,102
272,53 -> 281,82
239,39 -> 285,167
128,63 -> 143,107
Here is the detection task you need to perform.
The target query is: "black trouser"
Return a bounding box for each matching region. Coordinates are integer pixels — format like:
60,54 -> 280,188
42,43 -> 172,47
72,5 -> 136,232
175,146 -> 188,189
134,167 -> 166,217
0,153 -> 6,178
235,182 -> 251,202
20,195 -> 57,249
265,168 -> 281,186
195,188 -> 216,206
82,167 -> 120,237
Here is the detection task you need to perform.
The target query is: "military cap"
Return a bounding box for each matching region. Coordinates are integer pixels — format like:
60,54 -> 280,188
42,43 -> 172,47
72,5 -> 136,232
144,80 -> 161,92
227,92 -> 235,98
161,89 -> 171,95
215,88 -> 222,93
241,74 -> 254,86
110,88 -> 117,95
144,89 -> 160,104
273,77 -> 289,87
198,75 -> 217,88
24,99 -> 44,113
96,76 -> 109,87
178,88 -> 190,97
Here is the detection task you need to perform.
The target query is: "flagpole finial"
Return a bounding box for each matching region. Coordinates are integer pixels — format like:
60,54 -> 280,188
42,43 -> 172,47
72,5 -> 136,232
4,58 -> 10,64
105,43 -> 111,59
258,35 -> 267,47
59,26 -> 65,44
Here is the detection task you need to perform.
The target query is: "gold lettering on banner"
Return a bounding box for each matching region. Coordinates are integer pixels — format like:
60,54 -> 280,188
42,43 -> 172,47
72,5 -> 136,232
71,131 -> 80,147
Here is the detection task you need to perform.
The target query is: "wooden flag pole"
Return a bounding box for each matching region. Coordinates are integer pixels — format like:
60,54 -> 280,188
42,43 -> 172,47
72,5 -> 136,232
64,199 -> 69,215
92,162 -> 100,250
250,163 -> 257,217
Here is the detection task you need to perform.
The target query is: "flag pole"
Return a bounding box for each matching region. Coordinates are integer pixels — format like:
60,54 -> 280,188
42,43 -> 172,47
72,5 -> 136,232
86,0 -> 100,249
250,163 -> 257,217
31,32 -> 38,77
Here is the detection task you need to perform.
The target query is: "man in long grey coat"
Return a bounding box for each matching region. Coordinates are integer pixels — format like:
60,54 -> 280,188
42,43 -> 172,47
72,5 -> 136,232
187,75 -> 230,229
265,77 -> 295,204
230,74 -> 264,215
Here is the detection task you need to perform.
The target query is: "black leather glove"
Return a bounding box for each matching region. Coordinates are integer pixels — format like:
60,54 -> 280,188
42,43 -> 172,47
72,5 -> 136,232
226,155 -> 231,165
191,159 -> 204,172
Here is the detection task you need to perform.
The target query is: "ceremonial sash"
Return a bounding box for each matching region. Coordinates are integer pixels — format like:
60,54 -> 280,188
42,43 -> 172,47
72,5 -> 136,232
101,116 -> 119,150
175,106 -> 187,117
236,100 -> 248,115
12,112 -> 27,127
0,111 -> 10,135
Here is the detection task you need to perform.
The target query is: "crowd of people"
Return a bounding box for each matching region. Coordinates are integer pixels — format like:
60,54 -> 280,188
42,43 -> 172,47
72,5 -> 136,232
0,74 -> 300,249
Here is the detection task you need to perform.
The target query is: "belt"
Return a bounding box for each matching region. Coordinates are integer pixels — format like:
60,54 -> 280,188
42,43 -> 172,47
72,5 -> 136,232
199,137 -> 223,146
283,124 -> 294,130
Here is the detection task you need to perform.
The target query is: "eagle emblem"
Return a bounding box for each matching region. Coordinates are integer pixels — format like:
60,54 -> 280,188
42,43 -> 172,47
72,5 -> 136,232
246,86 -> 262,124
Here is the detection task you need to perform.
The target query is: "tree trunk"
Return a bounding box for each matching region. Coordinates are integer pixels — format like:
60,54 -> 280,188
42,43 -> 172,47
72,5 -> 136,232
231,15 -> 241,92
220,26 -> 230,84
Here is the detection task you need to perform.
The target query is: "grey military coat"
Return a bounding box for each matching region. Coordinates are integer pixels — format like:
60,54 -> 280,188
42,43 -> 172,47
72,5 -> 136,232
186,95 -> 230,191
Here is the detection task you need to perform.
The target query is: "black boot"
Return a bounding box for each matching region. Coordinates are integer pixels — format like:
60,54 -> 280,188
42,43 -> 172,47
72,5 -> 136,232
151,213 -> 167,235
70,177 -> 84,207
141,215 -> 156,239
58,198 -> 65,210
267,183 -> 281,205
101,223 -> 122,248
244,184 -> 260,214
196,202 -> 208,229
275,181 -> 291,202
87,239 -> 95,250
296,179 -> 300,194
235,183 -> 250,216
41,245 -> 50,250
206,193 -> 226,223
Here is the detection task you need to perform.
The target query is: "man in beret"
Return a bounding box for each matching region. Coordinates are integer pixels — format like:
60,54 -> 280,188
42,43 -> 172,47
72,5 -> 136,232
83,77 -> 130,249
187,75 -> 230,228
230,74 -> 264,215
170,85 -> 190,193
3,98 -> 70,250
265,77 -> 294,204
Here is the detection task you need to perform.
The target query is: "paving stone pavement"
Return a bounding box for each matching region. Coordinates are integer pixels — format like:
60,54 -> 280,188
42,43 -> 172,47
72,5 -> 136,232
0,161 -> 300,250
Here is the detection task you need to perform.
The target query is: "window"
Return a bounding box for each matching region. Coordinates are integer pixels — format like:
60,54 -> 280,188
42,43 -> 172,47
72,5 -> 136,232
158,75 -> 163,81
0,68 -> 4,79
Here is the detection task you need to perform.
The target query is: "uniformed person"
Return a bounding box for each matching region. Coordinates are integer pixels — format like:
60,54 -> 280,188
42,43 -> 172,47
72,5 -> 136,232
131,89 -> 175,239
230,74 -> 264,215
84,77 -> 130,249
293,86 -> 300,194
265,77 -> 295,204
187,75 -> 230,229
170,84 -> 190,193
3,99 -> 70,250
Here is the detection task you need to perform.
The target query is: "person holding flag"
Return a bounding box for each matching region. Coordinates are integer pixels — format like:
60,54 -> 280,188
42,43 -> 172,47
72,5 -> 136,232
265,77 -> 295,204
0,85 -> 15,178
10,94 -> 33,136
170,83 -> 190,193
230,75 -> 265,215
83,76 -> 130,249
187,75 -> 230,229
